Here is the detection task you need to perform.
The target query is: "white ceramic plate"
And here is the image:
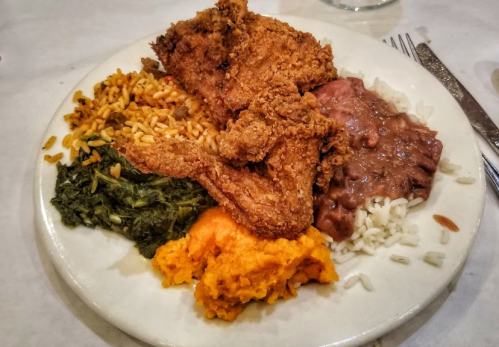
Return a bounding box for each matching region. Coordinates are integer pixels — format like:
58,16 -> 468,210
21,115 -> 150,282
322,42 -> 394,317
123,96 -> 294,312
35,15 -> 485,347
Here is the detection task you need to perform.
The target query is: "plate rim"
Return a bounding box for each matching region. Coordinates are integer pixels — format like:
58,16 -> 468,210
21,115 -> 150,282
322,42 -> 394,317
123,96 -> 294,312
34,14 -> 486,347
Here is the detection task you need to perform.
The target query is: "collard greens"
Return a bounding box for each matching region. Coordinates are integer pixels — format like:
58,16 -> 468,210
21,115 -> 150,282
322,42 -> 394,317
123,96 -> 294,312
51,138 -> 216,258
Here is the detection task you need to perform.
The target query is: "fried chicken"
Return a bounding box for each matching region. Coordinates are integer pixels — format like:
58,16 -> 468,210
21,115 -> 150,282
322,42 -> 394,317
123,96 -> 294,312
152,0 -> 336,125
124,0 -> 350,239
126,137 -> 319,240
125,83 -> 349,239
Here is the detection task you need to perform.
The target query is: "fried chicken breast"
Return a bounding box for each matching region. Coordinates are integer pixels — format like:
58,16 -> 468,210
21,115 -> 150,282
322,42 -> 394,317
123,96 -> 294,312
152,0 -> 336,125
124,0 -> 350,239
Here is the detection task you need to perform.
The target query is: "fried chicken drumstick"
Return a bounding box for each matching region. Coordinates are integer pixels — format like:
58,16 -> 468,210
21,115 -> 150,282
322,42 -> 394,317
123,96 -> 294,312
124,0 -> 350,239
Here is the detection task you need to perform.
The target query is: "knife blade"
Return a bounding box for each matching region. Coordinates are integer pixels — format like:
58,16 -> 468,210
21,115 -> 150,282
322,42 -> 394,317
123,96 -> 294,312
416,43 -> 499,156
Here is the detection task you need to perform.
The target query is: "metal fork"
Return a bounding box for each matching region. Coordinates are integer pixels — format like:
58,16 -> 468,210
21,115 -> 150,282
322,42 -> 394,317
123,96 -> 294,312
383,34 -> 421,64
386,34 -> 499,196
483,154 -> 499,195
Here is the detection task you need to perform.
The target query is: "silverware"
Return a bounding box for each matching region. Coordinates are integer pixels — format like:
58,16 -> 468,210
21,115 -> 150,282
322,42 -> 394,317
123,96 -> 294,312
483,154 -> 499,194
383,34 -> 421,64
416,43 -> 499,157
386,34 -> 499,197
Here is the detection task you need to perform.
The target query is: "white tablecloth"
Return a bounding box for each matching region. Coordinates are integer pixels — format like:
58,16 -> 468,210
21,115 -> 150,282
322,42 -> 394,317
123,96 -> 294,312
1,0 -> 498,346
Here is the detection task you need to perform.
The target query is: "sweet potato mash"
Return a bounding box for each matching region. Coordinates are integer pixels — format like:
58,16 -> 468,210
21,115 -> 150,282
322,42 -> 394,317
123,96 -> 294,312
152,207 -> 338,321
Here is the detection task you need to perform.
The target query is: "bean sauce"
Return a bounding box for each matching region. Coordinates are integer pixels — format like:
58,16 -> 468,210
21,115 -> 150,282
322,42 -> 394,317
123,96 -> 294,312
313,78 -> 443,242
433,214 -> 459,232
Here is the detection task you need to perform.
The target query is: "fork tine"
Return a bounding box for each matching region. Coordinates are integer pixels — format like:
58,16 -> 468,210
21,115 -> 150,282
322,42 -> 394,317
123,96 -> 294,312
483,154 -> 499,198
386,34 -> 422,65
398,34 -> 410,57
406,33 -> 421,65
390,37 -> 398,49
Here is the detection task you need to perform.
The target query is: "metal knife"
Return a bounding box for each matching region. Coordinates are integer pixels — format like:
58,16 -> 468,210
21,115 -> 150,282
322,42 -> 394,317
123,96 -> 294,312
416,43 -> 499,156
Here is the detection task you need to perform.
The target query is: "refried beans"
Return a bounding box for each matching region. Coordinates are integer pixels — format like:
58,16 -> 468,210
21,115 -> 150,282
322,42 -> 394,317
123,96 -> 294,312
312,77 -> 443,242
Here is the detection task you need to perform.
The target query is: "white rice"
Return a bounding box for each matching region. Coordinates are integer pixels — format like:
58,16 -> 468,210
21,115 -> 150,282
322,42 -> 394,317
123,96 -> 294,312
427,251 -> 445,259
415,100 -> 433,124
339,71 -> 433,124
384,233 -> 402,247
424,251 -> 445,267
424,256 -> 443,267
439,158 -> 475,184
390,254 -> 410,264
343,273 -> 373,291
369,78 -> 434,123
369,78 -> 411,113
399,233 -> 420,247
440,229 -> 450,244
456,176 -> 476,184
329,196 -> 423,263
407,197 -> 424,208
338,68 -> 365,80
439,158 -> 462,173
320,232 -> 334,243
359,273 -> 374,291
344,275 -> 360,289
335,252 -> 357,264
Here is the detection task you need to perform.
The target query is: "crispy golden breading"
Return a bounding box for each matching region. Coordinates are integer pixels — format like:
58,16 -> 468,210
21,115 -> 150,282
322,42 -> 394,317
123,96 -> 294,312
125,0 -> 351,239
152,207 -> 338,321
125,135 -> 320,240
152,0 -> 336,125
124,88 -> 349,239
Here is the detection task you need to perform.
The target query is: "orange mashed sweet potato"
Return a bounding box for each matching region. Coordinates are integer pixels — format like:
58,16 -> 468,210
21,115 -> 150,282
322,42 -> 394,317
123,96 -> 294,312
152,206 -> 338,321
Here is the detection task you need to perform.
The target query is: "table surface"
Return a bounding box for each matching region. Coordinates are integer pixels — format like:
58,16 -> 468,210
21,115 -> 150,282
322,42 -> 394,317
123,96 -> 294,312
1,0 -> 498,346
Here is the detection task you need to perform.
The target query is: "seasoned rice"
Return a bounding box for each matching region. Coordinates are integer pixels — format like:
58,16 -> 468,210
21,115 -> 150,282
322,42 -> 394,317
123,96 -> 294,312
42,136 -> 57,150
63,67 -> 222,153
44,152 -> 64,163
